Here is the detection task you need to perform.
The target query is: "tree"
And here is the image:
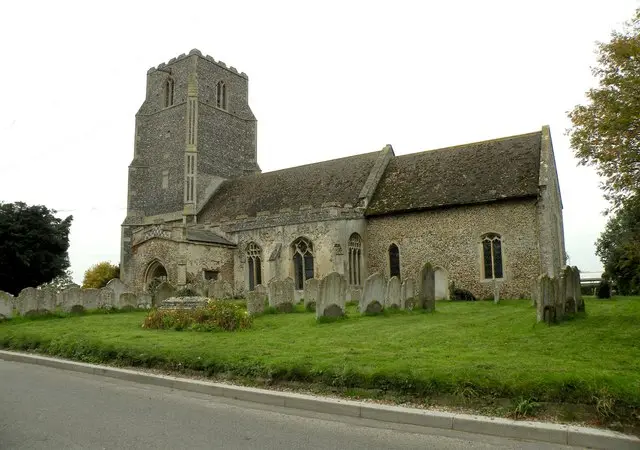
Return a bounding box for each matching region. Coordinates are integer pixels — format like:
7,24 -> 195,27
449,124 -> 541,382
596,195 -> 640,295
37,269 -> 78,292
82,262 -> 120,289
0,202 -> 73,295
567,9 -> 640,209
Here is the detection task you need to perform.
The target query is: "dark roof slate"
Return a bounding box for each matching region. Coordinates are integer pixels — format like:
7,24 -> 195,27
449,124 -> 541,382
366,132 -> 542,216
200,151 -> 381,221
186,229 -> 235,246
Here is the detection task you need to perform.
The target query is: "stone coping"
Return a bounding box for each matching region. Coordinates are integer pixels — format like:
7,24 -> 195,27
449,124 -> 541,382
0,350 -> 637,450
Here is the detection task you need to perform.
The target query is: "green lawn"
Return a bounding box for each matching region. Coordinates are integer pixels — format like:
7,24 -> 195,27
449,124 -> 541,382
1,297 -> 639,418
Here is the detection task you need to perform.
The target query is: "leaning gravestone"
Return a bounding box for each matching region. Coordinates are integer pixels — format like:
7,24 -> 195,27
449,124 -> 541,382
360,272 -> 385,314
18,287 -> 39,315
317,272 -> 347,318
0,290 -> 14,318
401,278 -> 416,310
246,284 -> 267,316
268,277 -> 295,312
385,276 -> 402,309
418,263 -> 436,312
154,281 -> 176,307
105,279 -> 129,308
304,278 -> 319,311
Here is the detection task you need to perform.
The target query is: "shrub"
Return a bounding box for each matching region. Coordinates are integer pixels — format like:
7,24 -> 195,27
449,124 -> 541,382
142,300 -> 252,332
597,280 -> 611,299
451,288 -> 476,301
82,262 -> 120,289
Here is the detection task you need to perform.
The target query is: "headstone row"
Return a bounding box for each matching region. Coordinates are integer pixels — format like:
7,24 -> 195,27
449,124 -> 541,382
535,266 -> 584,324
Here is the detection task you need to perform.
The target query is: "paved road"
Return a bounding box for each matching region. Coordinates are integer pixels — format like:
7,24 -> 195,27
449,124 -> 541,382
0,360 -> 578,450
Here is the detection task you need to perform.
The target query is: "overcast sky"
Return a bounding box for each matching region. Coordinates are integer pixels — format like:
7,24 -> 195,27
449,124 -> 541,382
1,1 -> 637,283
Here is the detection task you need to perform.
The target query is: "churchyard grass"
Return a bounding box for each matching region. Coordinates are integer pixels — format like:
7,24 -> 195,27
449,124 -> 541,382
1,297 -> 639,427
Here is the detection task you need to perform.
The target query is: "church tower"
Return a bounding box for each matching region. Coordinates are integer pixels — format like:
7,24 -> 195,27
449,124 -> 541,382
120,49 -> 259,283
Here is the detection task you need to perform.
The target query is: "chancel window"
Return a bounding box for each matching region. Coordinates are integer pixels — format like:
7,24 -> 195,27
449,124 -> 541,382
164,78 -> 174,107
247,242 -> 262,291
389,243 -> 400,279
482,233 -> 503,279
216,80 -> 227,110
292,237 -> 314,290
348,233 -> 362,285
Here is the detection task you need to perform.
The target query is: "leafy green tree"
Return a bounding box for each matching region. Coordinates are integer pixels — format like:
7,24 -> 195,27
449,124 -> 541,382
37,269 -> 78,292
596,196 -> 640,295
0,202 -> 72,295
567,9 -> 640,209
82,262 -> 120,289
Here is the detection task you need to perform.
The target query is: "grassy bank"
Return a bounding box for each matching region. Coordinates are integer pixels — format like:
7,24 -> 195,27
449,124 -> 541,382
1,298 -> 639,428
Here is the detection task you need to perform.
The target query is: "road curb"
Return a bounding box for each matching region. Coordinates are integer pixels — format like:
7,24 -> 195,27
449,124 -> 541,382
1,350 -> 638,449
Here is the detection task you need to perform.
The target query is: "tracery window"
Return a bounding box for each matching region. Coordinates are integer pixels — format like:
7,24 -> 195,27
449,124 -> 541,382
389,243 -> 400,279
164,77 -> 174,107
292,237 -> 314,290
216,80 -> 227,110
482,233 -> 503,279
348,233 -> 362,285
247,242 -> 262,291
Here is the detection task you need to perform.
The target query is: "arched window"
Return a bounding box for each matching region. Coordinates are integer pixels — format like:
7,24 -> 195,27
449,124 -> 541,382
247,242 -> 262,291
348,233 -> 362,285
482,233 -> 503,279
216,80 -> 227,110
389,244 -> 400,279
292,237 -> 314,290
164,78 -> 174,107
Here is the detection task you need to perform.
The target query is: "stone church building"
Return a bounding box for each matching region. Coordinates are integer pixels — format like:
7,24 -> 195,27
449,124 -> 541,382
120,49 -> 566,300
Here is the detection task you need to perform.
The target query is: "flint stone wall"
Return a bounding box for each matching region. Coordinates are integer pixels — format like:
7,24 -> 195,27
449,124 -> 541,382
268,277 -> 295,312
360,272 -> 386,314
317,272 -> 346,318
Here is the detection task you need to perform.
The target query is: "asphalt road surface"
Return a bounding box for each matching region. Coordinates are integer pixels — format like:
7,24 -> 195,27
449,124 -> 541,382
0,360 -> 579,450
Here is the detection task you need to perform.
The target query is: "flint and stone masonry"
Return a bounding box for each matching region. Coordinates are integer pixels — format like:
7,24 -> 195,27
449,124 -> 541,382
120,50 -> 567,300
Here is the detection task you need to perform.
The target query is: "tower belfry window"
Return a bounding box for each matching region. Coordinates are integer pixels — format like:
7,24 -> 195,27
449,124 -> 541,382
216,80 -> 227,110
164,78 -> 175,107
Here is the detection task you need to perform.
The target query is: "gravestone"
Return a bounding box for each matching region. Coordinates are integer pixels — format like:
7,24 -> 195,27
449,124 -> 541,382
555,274 -> 565,322
317,272 -> 347,318
58,287 -> 84,312
536,275 -> 556,324
401,278 -> 415,310
82,288 -> 100,310
193,279 -> 211,297
105,279 -> 129,309
98,287 -> 115,309
119,292 -> 138,310
563,266 -> 576,314
385,276 -> 402,309
137,293 -> 153,309
304,278 -> 319,311
0,290 -> 14,318
573,266 -> 585,312
268,277 -> 295,312
246,284 -> 267,316
418,263 -> 436,312
209,280 -> 233,300
360,272 -> 385,314
154,281 -> 176,307
40,289 -> 56,312
18,287 -> 39,315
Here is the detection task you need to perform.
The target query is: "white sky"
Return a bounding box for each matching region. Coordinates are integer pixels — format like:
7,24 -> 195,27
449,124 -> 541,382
1,1 -> 637,283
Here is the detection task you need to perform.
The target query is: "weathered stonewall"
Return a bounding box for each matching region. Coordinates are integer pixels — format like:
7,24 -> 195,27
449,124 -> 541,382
105,279 -> 129,308
401,278 -> 415,310
154,281 -> 176,307
0,290 -> 14,318
246,284 -> 267,316
119,292 -> 138,309
360,273 -> 385,314
385,276 -> 402,309
268,277 -> 295,312
303,278 -> 319,311
418,262 -> 436,312
317,272 -> 347,318
98,287 -> 115,309
536,275 -> 556,324
18,287 -> 39,315
573,266 -> 585,312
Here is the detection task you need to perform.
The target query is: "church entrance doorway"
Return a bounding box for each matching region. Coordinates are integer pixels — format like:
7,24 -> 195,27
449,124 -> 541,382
145,260 -> 168,292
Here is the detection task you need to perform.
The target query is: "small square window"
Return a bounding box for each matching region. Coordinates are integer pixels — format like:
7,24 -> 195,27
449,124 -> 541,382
203,270 -> 219,281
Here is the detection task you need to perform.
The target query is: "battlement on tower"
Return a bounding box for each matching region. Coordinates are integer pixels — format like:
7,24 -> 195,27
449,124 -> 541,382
146,48 -> 248,79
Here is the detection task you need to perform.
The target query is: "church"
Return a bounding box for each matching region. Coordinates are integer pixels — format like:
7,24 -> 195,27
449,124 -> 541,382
120,49 -> 566,300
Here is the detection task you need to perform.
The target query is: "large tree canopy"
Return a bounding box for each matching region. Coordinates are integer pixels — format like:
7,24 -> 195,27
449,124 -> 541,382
596,195 -> 640,295
82,262 -> 119,289
0,202 -> 72,295
567,9 -> 640,208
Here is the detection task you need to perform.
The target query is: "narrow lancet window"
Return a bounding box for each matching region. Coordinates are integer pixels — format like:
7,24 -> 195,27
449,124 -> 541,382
292,237 -> 314,290
482,233 -> 503,279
